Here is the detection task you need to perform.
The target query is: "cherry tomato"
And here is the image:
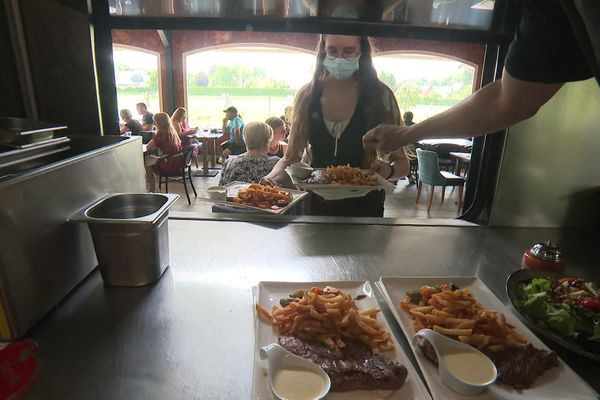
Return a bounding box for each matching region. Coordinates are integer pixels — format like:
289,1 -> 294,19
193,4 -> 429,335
579,299 -> 600,310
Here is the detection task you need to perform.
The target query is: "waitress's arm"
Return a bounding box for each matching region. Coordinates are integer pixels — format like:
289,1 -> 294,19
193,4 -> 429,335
262,134 -> 305,186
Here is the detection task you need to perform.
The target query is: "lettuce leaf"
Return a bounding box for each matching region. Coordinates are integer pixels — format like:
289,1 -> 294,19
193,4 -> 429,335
522,277 -> 553,297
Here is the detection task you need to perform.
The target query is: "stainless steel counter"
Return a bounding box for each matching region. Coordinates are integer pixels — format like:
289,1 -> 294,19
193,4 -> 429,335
26,220 -> 600,399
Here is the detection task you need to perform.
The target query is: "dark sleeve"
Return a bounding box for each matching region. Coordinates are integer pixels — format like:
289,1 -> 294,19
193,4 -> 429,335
143,113 -> 154,125
505,0 -> 593,83
126,120 -> 142,133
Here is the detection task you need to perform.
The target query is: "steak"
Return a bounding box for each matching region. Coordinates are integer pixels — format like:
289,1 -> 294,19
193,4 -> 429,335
416,338 -> 558,390
278,336 -> 407,392
486,344 -> 558,390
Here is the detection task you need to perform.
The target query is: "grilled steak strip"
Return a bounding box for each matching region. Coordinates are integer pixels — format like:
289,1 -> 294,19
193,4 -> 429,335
279,335 -> 407,392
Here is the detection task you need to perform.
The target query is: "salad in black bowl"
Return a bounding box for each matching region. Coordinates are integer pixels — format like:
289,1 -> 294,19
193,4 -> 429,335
507,269 -> 600,361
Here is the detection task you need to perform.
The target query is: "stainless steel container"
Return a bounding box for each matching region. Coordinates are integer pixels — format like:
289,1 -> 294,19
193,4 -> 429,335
71,193 -> 179,287
0,135 -> 146,340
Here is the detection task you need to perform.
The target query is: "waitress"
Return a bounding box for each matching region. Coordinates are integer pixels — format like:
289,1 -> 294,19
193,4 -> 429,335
263,34 -> 409,217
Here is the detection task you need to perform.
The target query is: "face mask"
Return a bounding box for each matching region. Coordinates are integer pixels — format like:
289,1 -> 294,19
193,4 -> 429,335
323,57 -> 360,80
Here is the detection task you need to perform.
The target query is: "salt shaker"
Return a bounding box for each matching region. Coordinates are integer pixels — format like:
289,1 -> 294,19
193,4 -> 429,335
521,240 -> 566,273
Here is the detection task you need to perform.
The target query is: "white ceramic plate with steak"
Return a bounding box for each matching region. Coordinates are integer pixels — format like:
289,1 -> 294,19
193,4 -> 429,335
252,280 -> 432,400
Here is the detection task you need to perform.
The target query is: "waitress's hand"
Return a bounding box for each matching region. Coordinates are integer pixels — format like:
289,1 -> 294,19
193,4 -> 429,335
260,176 -> 280,187
261,171 -> 294,188
363,124 -> 415,153
369,159 -> 392,179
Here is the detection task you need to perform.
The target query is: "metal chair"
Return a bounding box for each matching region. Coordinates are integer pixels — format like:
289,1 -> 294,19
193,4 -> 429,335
155,145 -> 198,205
416,148 -> 465,212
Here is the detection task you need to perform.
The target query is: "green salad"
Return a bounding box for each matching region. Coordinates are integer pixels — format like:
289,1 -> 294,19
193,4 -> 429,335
517,277 -> 600,351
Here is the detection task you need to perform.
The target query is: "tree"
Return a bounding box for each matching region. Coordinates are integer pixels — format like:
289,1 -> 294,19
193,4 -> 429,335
147,69 -> 158,91
395,83 -> 421,111
378,70 -> 397,90
208,65 -> 241,87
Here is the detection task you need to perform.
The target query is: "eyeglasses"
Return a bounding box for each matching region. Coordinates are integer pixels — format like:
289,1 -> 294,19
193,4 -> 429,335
325,47 -> 360,61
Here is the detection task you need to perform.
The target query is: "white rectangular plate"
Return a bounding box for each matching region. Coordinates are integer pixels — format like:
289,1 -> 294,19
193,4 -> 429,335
294,169 -> 395,192
252,281 -> 432,400
377,276 -> 598,400
221,181 -> 308,214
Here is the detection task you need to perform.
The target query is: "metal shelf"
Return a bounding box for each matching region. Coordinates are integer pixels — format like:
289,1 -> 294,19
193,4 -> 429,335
94,15 -> 513,44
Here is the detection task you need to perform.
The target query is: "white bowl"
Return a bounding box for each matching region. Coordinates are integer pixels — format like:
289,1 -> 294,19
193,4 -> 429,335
413,329 -> 497,396
206,186 -> 227,201
290,163 -> 313,179
260,343 -> 330,400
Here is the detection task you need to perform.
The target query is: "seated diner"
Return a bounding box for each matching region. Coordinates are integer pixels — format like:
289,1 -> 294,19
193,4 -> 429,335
144,112 -> 183,192
218,121 -> 282,186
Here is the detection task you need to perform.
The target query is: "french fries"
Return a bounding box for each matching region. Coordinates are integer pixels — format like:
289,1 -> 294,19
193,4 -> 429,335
401,287 -> 527,353
231,183 -> 293,209
256,286 -> 394,352
325,165 -> 378,186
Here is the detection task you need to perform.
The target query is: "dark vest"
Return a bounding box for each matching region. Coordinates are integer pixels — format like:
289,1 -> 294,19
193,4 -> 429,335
308,90 -> 368,168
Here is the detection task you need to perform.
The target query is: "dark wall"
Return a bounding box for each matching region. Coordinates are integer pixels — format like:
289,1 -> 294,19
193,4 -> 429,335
0,4 -> 26,117
19,0 -> 102,135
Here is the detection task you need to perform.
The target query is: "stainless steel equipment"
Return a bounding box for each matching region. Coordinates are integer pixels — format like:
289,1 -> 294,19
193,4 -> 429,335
71,193 -> 179,287
0,117 -> 67,147
0,134 -> 145,340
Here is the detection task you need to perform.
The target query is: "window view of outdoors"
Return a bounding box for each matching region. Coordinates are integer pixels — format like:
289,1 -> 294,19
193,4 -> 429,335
113,46 -> 161,120
184,46 -> 475,127
185,46 -> 313,127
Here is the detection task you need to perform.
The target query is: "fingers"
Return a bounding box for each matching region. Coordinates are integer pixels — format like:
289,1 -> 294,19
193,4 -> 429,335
362,127 -> 382,150
260,177 -> 280,187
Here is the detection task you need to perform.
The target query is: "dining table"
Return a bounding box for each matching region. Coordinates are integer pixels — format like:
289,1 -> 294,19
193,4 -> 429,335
418,138 -> 473,147
449,151 -> 471,176
189,131 -> 223,177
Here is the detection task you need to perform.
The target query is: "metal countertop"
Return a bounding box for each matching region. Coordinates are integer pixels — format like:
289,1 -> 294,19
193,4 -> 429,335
26,220 -> 600,399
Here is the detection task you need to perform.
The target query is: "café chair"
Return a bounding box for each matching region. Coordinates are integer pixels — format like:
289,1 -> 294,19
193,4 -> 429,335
416,148 -> 465,212
155,145 -> 198,205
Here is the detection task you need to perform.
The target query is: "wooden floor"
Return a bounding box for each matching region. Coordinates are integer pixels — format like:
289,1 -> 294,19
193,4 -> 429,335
162,164 -> 464,219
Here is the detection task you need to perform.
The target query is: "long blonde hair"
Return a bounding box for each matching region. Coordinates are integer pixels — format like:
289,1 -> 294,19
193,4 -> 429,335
171,107 -> 187,124
154,112 -> 181,148
287,35 -> 401,165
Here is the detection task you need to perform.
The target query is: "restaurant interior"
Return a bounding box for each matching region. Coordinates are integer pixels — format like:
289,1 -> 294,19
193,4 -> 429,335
1,0 -> 600,399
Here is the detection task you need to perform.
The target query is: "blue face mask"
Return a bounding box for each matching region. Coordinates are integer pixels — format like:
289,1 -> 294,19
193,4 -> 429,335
323,57 -> 360,80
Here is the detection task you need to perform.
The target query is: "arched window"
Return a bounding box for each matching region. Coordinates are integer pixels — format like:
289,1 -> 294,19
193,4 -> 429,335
373,52 -> 476,123
184,44 -> 315,127
113,45 -> 161,122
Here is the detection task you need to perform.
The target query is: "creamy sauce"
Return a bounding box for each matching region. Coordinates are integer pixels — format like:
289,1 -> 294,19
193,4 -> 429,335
441,349 -> 496,385
273,367 -> 325,400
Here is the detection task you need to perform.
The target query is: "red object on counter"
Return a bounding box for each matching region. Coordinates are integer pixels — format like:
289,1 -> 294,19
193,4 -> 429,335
521,240 -> 566,273
0,340 -> 39,400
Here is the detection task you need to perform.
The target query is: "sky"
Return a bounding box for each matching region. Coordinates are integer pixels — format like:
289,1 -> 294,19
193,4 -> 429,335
113,45 -> 473,89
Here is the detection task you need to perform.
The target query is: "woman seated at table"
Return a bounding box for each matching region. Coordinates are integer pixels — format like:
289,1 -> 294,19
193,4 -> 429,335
265,116 -> 289,158
262,34 -> 409,217
218,121 -> 281,186
171,107 -> 198,139
171,107 -> 199,160
119,109 -> 143,135
144,112 -> 183,192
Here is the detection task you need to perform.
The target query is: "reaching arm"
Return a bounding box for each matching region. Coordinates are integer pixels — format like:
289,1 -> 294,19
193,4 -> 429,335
363,71 -> 564,152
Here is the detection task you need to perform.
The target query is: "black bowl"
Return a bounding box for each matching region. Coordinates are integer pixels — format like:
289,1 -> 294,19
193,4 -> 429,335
506,268 -> 600,362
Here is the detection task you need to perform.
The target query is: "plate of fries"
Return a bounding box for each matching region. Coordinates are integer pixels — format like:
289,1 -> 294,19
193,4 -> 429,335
252,281 -> 432,400
222,182 -> 308,214
294,166 -> 395,192
377,277 -> 597,400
